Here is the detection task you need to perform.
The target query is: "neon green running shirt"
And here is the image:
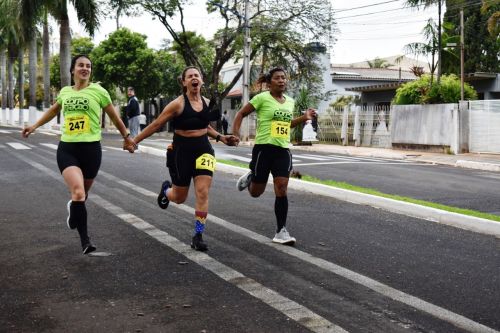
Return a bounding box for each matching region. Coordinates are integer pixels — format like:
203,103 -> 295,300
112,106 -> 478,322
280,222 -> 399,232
250,91 -> 295,148
57,83 -> 112,142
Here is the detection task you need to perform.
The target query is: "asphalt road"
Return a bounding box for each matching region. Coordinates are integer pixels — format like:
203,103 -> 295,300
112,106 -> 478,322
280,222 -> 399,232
1,128 -> 499,333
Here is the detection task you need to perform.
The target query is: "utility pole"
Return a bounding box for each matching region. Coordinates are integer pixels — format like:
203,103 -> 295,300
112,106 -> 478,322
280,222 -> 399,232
241,0 -> 251,141
460,8 -> 465,101
437,0 -> 442,84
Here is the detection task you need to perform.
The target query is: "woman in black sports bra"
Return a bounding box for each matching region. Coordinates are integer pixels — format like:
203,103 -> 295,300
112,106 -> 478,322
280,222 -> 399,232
127,66 -> 239,251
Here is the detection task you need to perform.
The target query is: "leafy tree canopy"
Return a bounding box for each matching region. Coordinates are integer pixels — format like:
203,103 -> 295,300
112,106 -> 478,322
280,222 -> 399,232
90,28 -> 160,99
139,0 -> 334,108
442,0 -> 500,74
393,74 -> 477,105
72,36 -> 95,55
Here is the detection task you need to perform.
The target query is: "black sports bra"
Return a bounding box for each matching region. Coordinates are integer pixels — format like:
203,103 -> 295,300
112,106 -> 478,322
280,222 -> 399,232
172,94 -> 210,130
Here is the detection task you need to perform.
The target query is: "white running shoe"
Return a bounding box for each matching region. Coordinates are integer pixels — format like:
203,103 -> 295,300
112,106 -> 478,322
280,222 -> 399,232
272,227 -> 296,245
236,171 -> 252,191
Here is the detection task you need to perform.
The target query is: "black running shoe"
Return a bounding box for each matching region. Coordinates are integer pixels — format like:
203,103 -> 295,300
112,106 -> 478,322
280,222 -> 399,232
191,233 -> 208,252
157,180 -> 171,209
82,243 -> 96,255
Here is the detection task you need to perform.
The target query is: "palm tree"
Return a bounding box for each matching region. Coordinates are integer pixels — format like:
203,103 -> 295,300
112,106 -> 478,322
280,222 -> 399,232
51,0 -> 100,87
20,0 -> 41,119
0,0 -> 21,119
366,57 -> 392,68
0,3 -> 9,113
405,0 -> 443,83
404,18 -> 458,85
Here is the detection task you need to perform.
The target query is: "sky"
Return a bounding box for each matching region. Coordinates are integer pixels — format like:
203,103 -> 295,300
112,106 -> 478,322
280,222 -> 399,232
67,0 -> 440,65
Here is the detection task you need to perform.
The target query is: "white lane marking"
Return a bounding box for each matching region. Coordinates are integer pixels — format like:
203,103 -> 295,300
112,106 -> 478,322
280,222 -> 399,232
0,129 -> 12,134
92,194 -> 346,333
39,131 -> 58,136
225,153 -> 302,163
6,142 -> 31,150
9,161 -> 345,332
98,169 -> 498,333
40,143 -> 58,150
103,146 -> 128,152
294,161 -> 428,167
221,154 -> 251,163
294,154 -> 330,161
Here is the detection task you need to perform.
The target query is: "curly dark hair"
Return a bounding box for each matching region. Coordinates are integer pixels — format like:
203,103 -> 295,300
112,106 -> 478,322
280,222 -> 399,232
256,67 -> 287,84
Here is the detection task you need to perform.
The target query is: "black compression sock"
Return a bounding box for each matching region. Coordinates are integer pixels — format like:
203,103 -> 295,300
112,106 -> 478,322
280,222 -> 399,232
71,201 -> 89,246
274,196 -> 288,232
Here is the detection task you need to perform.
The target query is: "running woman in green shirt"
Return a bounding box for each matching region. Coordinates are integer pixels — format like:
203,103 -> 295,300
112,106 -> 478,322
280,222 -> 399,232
232,67 -> 317,245
22,54 -> 134,254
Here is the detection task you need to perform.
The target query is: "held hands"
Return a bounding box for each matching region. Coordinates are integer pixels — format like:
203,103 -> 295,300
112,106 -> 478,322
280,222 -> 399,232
222,135 -> 240,146
123,136 -> 138,153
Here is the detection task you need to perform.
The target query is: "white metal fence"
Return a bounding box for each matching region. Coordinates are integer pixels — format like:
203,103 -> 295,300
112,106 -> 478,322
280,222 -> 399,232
317,105 -> 391,148
469,100 -> 500,154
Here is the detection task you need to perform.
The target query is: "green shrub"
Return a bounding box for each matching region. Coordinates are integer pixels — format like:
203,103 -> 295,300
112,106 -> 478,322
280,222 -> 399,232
393,74 -> 477,105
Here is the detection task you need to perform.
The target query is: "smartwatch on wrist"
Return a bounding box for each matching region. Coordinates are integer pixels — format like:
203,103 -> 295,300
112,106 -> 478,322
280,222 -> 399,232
216,134 -> 221,142
123,132 -> 130,139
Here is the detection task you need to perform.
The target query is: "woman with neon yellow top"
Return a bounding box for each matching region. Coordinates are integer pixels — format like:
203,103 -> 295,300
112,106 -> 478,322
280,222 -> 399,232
22,54 -> 134,254
232,67 -> 317,245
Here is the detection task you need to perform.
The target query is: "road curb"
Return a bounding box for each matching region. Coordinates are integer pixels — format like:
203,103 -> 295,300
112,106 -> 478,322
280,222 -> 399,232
140,145 -> 500,237
455,160 -> 500,172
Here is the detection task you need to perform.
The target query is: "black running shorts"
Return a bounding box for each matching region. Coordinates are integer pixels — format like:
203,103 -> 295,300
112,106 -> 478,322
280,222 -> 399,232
249,144 -> 293,184
57,141 -> 102,179
167,134 -> 215,187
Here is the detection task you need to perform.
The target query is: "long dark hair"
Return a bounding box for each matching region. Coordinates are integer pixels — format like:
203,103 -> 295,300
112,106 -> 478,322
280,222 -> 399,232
70,54 -> 92,75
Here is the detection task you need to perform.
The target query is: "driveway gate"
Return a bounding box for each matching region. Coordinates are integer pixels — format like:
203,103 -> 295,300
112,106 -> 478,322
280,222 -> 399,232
469,100 -> 500,154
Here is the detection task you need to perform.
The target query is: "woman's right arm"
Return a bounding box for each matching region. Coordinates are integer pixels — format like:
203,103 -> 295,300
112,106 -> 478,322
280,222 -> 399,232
132,96 -> 182,145
21,103 -> 62,138
232,103 -> 255,139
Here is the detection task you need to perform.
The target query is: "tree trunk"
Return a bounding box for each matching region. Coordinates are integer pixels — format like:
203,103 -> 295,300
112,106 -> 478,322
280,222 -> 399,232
8,55 -> 15,110
18,49 -> 25,125
1,49 -> 6,110
43,17 -> 51,108
29,37 -> 37,107
59,17 -> 71,88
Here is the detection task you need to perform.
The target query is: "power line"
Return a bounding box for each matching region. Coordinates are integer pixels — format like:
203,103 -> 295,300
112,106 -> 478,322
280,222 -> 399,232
333,0 -> 489,21
333,0 -> 400,13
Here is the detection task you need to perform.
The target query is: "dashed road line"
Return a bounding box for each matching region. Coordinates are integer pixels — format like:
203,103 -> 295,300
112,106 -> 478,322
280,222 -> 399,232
6,142 -> 31,150
39,143 -> 58,150
93,194 -> 347,333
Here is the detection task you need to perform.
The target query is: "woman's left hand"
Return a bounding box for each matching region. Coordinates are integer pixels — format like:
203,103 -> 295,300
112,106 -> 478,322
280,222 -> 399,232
123,137 -> 138,153
222,135 -> 240,146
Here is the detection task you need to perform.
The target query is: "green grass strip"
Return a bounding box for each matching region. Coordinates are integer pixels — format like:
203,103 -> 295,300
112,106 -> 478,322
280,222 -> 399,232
218,159 -> 500,223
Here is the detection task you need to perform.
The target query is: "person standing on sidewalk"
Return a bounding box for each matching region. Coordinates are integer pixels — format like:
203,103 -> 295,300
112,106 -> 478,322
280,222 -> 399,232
124,66 -> 239,251
22,54 -> 134,254
232,67 -> 317,245
126,87 -> 141,137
